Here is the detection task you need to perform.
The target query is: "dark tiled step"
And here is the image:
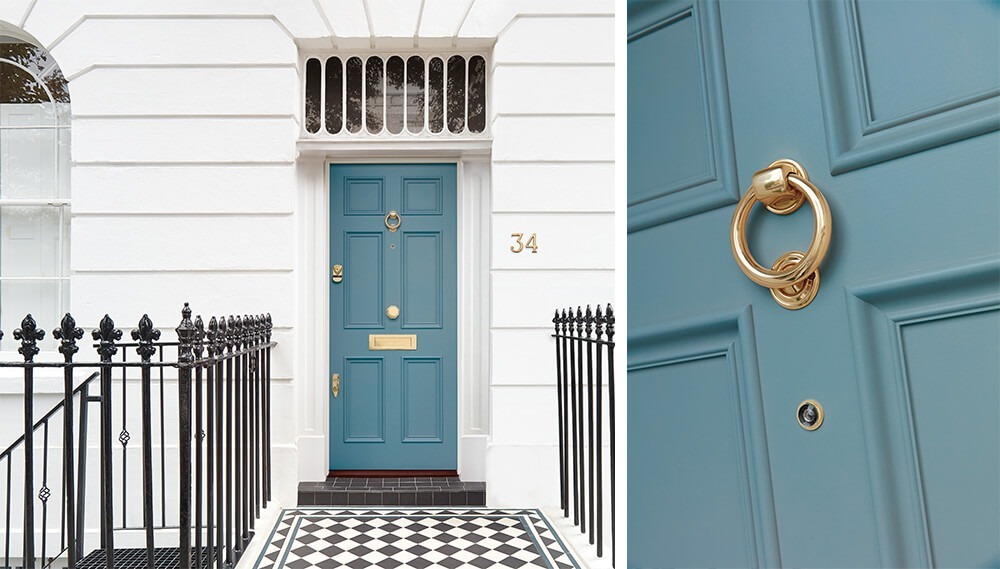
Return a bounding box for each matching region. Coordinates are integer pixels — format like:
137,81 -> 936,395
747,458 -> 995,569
298,477 -> 486,507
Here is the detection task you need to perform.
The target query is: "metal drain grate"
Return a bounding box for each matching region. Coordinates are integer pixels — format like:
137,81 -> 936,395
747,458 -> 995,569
77,547 -> 217,569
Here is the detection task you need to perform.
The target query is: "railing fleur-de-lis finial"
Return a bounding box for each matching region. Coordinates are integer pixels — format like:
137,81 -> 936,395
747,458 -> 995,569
226,314 -> 240,351
193,315 -> 206,360
575,306 -> 584,334
92,314 -> 123,361
553,309 -> 560,332
242,315 -> 252,347
224,316 -> 235,351
561,308 -> 568,334
207,316 -> 219,358
595,305 -> 604,339
265,313 -> 272,342
232,315 -> 243,349
585,305 -> 594,338
132,314 -> 161,361
14,314 -> 45,362
53,313 -> 85,359
605,304 -> 615,341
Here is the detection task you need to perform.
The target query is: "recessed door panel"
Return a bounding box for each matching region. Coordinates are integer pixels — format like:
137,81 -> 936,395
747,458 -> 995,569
401,232 -> 443,329
343,232 -> 383,328
344,177 -> 385,215
401,358 -> 443,442
629,357 -> 754,568
401,178 -> 443,215
898,309 -> 1000,567
343,358 -> 384,442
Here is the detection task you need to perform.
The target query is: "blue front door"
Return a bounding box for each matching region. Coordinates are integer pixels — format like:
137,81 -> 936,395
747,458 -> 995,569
628,1 -> 999,567
329,163 -> 458,471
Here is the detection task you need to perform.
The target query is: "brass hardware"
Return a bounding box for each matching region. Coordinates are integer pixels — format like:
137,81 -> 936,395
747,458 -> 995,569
385,210 -> 401,232
331,373 -> 341,398
368,334 -> 417,350
731,159 -> 832,310
332,264 -> 344,283
510,232 -> 539,254
797,399 -> 824,431
386,305 -> 400,320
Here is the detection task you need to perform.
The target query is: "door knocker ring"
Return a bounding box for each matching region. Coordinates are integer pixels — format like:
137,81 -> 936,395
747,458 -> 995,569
385,210 -> 401,232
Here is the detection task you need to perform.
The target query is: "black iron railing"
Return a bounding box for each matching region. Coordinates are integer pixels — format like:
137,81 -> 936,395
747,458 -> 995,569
0,303 -> 274,568
552,304 -> 616,563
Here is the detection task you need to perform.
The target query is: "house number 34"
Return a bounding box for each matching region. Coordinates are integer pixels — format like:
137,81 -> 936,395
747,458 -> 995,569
510,233 -> 538,254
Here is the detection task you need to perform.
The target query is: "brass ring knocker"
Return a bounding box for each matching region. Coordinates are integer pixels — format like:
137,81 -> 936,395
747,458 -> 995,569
385,210 -> 401,232
730,159 -> 832,310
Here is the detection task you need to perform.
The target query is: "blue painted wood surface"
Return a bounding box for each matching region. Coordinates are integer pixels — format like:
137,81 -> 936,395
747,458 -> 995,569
627,1 -> 1000,567
329,163 -> 458,470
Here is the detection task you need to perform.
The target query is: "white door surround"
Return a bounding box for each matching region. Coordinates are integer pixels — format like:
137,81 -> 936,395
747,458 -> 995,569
294,142 -> 492,482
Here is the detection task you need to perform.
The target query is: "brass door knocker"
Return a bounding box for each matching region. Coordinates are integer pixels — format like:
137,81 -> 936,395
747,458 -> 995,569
730,159 -> 832,310
385,210 -> 401,232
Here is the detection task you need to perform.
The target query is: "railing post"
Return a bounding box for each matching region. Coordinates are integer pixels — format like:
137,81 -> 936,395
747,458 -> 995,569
225,315 -> 235,567
207,317 -> 219,568
575,306 -> 586,534
568,308 -> 579,526
54,313 -> 84,567
560,309 -> 570,519
14,314 -> 44,569
264,314 -> 273,504
594,305 -> 605,558
241,315 -> 251,545
586,305 -> 595,545
553,310 -> 566,515
177,304 -> 197,569
606,304 -> 617,565
93,315 -> 121,568
193,314 -> 206,569
132,314 -> 161,568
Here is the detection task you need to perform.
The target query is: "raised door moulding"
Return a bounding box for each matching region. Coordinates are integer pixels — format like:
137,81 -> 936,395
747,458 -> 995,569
628,306 -> 780,568
845,256 -> 1000,567
626,0 -> 738,233
810,0 -> 1000,175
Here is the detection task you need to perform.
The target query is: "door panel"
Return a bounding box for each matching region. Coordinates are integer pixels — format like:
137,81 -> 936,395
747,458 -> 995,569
343,358 -> 385,442
330,163 -> 457,470
628,1 -> 999,567
401,358 -> 444,442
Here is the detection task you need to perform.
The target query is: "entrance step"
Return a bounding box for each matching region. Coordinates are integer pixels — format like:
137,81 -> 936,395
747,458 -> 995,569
298,477 -> 486,507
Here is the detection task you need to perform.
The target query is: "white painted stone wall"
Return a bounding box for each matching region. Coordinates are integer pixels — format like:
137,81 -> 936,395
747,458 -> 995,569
0,0 -> 615,548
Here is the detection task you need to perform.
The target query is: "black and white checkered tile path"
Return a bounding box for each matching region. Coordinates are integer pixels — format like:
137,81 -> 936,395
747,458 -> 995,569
251,508 -> 582,569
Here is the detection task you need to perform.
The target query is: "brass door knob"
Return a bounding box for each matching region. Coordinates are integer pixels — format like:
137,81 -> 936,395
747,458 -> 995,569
730,159 -> 832,310
332,264 -> 344,283
331,373 -> 341,398
386,305 -> 400,320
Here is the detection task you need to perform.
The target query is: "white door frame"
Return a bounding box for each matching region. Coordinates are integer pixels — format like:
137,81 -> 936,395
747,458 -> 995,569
294,145 -> 491,482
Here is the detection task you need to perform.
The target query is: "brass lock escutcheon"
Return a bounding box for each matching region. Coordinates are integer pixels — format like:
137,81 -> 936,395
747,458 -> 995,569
730,159 -> 832,310
331,373 -> 341,398
386,305 -> 400,320
385,210 -> 401,232
332,264 -> 344,283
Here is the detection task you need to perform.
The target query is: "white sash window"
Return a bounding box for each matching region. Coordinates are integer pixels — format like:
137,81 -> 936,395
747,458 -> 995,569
0,32 -> 70,351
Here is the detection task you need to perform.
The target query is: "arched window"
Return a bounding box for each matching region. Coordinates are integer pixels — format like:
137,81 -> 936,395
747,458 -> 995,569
0,29 -> 70,349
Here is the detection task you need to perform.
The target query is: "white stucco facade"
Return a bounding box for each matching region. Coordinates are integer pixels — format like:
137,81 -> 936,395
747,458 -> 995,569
0,0 -> 615,525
